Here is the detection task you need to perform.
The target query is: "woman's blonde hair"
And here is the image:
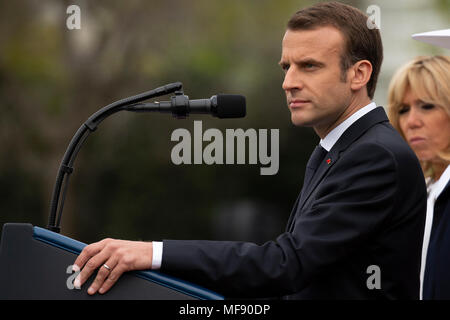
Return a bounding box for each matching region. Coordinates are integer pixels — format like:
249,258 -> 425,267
387,55 -> 450,179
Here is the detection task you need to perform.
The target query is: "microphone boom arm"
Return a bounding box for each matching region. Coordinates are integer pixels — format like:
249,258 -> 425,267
47,82 -> 183,233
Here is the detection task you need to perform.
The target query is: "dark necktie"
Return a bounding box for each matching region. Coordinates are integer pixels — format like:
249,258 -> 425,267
303,144 -> 327,188
287,144 -> 328,232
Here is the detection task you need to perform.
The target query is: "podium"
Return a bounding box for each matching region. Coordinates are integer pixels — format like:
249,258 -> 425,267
0,223 -> 224,300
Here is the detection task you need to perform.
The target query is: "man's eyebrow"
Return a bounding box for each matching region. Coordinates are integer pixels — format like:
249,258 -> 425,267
278,58 -> 325,68
298,58 -> 325,67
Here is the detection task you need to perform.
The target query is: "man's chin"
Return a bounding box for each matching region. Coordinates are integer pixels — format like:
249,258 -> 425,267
290,114 -> 314,127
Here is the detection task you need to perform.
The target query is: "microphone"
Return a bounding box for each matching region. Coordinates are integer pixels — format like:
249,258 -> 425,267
126,94 -> 246,119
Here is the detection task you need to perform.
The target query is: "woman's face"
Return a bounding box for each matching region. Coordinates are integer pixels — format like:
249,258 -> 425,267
399,89 -> 450,162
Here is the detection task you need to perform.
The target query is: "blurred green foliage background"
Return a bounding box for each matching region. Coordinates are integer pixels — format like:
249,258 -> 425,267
0,0 -> 448,244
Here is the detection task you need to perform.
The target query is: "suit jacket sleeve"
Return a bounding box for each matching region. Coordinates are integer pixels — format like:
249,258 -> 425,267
161,143 -> 400,297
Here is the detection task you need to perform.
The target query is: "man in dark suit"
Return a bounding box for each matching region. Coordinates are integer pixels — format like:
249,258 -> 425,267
72,2 -> 427,299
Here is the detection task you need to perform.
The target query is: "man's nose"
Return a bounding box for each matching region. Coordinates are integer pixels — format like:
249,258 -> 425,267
282,67 -> 304,92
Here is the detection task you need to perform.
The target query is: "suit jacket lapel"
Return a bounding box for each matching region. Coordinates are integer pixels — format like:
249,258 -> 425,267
295,149 -> 337,216
289,107 -> 389,230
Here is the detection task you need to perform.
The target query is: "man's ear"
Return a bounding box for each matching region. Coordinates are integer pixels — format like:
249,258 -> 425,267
350,60 -> 373,92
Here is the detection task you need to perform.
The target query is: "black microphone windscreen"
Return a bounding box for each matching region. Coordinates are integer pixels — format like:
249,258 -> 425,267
216,95 -> 246,118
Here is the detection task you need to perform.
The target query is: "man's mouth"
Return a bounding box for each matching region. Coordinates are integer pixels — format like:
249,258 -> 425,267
289,99 -> 311,109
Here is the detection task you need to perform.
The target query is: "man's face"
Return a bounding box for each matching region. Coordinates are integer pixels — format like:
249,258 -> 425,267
279,26 -> 353,136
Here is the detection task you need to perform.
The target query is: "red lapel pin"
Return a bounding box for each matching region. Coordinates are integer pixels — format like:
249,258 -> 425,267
326,158 -> 332,164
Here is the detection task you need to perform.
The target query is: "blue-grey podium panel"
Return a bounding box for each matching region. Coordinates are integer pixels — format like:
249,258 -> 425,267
0,223 -> 224,300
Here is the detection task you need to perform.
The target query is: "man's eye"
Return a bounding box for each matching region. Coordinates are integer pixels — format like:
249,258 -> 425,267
302,63 -> 319,71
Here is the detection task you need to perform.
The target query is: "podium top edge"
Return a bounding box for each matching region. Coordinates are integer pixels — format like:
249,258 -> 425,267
30,225 -> 224,300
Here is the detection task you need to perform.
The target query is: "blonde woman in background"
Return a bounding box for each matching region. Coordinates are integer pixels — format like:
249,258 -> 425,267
388,55 -> 450,300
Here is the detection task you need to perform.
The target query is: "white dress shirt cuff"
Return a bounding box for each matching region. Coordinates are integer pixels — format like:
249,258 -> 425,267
151,241 -> 163,270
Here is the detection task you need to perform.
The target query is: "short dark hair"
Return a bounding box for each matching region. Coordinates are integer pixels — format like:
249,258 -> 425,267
287,1 -> 383,99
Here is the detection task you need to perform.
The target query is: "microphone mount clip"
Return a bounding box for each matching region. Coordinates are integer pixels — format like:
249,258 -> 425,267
171,90 -> 189,119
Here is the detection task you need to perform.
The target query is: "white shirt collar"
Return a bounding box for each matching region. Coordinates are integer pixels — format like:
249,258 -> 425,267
429,164 -> 450,200
320,102 -> 378,152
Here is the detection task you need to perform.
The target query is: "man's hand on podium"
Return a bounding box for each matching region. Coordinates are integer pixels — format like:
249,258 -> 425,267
73,238 -> 153,295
